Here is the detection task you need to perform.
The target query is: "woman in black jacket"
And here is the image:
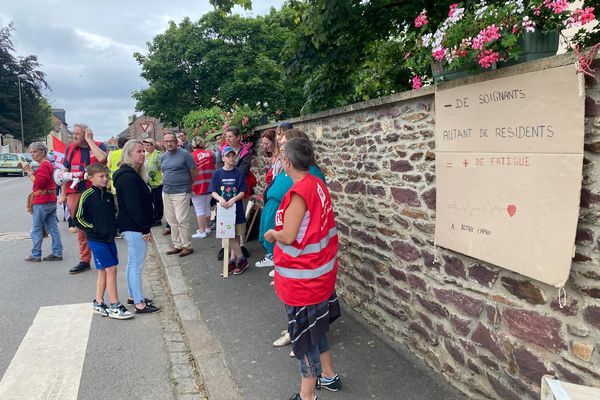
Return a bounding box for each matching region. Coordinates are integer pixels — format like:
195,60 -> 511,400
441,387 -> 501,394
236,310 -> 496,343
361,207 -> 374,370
113,139 -> 160,314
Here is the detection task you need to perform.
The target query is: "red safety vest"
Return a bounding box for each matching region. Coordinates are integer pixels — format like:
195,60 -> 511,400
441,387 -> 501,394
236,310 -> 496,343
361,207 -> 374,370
191,149 -> 215,195
273,174 -> 338,306
64,142 -> 105,194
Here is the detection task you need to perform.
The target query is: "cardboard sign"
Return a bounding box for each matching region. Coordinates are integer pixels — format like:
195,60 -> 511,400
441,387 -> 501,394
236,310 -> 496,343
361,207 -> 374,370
216,204 -> 236,239
434,64 -> 584,287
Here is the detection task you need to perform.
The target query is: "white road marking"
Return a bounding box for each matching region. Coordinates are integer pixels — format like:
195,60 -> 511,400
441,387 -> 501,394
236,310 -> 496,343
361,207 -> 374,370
0,303 -> 92,400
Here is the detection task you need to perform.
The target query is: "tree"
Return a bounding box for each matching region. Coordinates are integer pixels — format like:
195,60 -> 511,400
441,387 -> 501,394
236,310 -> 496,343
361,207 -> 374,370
0,24 -> 52,145
133,8 -> 306,126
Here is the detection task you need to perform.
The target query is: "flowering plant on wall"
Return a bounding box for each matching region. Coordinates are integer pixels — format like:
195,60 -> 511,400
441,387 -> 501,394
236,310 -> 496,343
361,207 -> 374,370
183,102 -> 267,143
404,0 -> 597,90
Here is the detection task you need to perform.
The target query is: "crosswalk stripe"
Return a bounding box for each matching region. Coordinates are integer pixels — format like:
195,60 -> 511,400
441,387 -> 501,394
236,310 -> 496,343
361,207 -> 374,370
0,303 -> 92,399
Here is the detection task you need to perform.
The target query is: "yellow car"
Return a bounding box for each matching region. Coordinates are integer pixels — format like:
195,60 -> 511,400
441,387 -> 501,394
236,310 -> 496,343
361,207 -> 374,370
0,153 -> 28,177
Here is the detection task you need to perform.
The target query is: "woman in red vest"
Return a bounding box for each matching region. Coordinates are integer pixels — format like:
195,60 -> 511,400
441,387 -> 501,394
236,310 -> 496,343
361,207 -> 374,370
191,136 -> 216,239
264,137 -> 342,400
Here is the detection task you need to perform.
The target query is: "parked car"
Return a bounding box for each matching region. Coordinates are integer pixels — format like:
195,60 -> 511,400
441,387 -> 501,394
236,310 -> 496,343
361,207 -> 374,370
0,153 -> 28,176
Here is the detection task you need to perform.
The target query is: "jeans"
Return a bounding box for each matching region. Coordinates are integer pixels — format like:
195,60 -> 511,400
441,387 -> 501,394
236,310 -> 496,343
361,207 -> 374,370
31,203 -> 63,258
296,334 -> 330,378
122,231 -> 147,304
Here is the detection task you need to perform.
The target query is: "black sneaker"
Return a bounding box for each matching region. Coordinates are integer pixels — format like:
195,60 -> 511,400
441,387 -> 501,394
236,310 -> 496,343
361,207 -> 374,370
217,247 -> 224,260
43,254 -> 63,261
316,374 -> 341,392
289,394 -> 318,400
69,262 -> 91,274
135,303 -> 161,314
127,297 -> 154,305
241,246 -> 250,258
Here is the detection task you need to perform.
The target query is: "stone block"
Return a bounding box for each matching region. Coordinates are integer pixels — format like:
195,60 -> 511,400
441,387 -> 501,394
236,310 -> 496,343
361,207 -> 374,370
433,288 -> 484,317
467,358 -> 482,374
443,255 -> 467,279
391,240 -> 421,261
471,323 -> 506,361
422,187 -> 436,210
487,374 -> 521,400
567,324 -> 589,337
500,276 -> 547,305
445,339 -> 465,365
376,276 -> 391,289
553,363 -> 584,384
416,294 -> 449,317
583,305 -> 600,329
580,187 -> 600,208
503,308 -> 567,350
409,322 -> 435,344
390,160 -> 413,172
479,354 -> 499,371
400,208 -> 428,220
391,187 -> 420,206
468,264 -> 499,287
450,314 -> 472,336
389,267 -> 407,282
345,181 -> 367,195
512,346 -> 551,384
393,285 -> 412,302
571,341 -> 594,362
576,227 -> 594,243
402,174 -> 422,182
328,180 -> 343,192
407,273 -> 427,292
418,311 -> 433,329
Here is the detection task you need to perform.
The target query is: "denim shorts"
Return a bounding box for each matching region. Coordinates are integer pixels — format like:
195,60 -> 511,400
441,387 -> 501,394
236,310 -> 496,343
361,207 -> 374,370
88,239 -> 118,269
296,334 -> 330,378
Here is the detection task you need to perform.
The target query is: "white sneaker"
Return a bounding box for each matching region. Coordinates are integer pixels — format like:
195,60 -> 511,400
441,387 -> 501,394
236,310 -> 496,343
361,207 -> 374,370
204,228 -> 212,234
289,349 -> 295,357
273,330 -> 291,346
268,269 -> 275,278
255,254 -> 274,268
192,230 -> 207,239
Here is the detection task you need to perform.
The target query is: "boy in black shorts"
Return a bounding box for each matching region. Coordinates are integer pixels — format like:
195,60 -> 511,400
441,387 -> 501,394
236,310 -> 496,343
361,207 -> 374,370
75,163 -> 133,319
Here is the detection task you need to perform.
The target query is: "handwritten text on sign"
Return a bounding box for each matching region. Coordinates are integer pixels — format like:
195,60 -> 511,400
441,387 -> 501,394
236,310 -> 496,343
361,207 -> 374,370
434,65 -> 584,287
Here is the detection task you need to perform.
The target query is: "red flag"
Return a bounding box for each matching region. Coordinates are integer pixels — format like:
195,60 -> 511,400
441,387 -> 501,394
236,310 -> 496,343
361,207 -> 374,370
52,136 -> 67,170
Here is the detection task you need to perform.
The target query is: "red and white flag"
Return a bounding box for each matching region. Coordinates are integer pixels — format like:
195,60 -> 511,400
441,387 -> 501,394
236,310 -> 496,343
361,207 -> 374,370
52,136 -> 67,170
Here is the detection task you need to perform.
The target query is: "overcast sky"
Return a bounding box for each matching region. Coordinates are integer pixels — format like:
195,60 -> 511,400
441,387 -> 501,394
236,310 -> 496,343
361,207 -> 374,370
1,1 -> 283,141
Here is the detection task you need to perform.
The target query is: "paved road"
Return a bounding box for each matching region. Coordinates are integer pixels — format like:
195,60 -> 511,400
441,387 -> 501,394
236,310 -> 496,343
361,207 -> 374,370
0,176 -> 182,400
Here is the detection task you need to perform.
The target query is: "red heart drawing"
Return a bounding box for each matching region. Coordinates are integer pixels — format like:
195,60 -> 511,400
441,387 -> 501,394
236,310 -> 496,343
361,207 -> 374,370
507,204 -> 517,217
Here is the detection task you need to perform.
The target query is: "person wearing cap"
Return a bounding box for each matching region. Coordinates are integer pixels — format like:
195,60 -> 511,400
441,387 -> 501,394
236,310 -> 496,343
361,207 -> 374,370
190,136 -> 215,239
143,137 -> 164,227
160,132 -> 197,257
209,145 -> 248,275
215,126 -> 254,259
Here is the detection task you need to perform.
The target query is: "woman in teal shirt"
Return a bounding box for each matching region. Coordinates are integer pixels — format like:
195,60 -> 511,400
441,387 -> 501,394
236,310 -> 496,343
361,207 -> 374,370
258,129 -> 326,276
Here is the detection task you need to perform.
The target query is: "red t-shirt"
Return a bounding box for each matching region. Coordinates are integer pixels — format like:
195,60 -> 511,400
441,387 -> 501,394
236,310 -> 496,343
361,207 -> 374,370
32,160 -> 57,205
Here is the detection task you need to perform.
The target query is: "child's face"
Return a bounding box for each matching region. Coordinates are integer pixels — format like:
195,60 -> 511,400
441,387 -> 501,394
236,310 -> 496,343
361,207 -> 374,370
89,172 -> 109,188
223,152 -> 236,168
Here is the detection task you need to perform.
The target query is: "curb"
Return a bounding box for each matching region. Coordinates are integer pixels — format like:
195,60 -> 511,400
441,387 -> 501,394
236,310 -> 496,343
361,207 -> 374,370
151,226 -> 243,400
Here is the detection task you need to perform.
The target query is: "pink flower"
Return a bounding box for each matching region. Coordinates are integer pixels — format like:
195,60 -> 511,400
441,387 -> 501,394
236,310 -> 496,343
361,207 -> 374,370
543,0 -> 569,14
567,7 -> 596,27
432,47 -> 447,61
415,11 -> 429,28
533,7 -> 541,16
412,75 -> 423,90
478,49 -> 501,68
448,3 -> 459,17
472,25 -> 501,50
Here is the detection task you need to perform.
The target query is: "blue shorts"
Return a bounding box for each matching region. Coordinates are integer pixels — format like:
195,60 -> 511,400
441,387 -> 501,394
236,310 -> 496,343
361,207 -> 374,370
87,239 -> 118,269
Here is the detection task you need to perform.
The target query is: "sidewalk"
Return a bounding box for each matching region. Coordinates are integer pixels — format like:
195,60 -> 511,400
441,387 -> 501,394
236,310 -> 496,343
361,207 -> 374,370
152,218 -> 468,400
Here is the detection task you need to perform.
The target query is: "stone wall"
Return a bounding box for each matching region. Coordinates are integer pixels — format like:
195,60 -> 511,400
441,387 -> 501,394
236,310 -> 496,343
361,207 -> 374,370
253,52 -> 600,399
